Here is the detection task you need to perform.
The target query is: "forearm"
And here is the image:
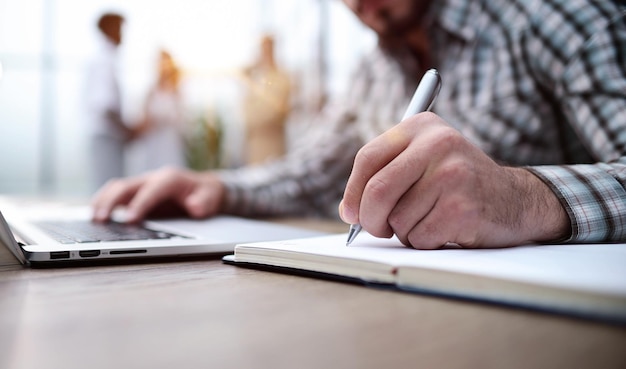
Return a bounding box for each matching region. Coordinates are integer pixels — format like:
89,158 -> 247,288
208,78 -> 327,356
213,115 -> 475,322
217,159 -> 347,217
216,122 -> 363,218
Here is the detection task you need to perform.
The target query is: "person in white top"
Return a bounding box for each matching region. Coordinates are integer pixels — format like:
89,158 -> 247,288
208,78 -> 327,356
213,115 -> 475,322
84,13 -> 140,192
133,50 -> 187,172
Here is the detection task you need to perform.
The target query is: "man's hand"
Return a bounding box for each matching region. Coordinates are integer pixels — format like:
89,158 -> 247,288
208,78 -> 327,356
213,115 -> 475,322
92,167 -> 225,223
339,112 -> 570,249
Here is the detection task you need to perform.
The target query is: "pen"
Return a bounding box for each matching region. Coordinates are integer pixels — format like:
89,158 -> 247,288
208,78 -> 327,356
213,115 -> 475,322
346,68 -> 442,246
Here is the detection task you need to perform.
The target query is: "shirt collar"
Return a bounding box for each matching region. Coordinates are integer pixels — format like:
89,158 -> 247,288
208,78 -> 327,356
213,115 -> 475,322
97,33 -> 118,53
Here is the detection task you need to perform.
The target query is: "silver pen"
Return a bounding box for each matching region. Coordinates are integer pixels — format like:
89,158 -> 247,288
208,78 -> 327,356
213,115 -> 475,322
346,68 -> 442,246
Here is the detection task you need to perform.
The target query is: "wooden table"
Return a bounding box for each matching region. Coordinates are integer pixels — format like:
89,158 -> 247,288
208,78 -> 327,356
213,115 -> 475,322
1,219 -> 625,369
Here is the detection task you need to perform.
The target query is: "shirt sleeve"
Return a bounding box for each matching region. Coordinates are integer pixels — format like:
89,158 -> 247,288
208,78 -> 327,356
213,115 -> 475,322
526,6 -> 626,242
528,162 -> 626,242
85,55 -> 118,116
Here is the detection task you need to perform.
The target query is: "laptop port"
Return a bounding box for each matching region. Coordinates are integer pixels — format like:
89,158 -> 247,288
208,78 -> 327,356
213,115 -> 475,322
50,251 -> 70,259
79,250 -> 100,258
110,249 -> 147,255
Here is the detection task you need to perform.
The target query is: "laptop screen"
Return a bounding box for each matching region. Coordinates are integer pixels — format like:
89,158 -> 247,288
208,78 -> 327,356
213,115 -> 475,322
0,210 -> 28,265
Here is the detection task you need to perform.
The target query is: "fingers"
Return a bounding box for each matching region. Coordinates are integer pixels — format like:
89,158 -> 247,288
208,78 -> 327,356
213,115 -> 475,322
91,167 -> 201,223
124,167 -> 194,222
183,175 -> 224,218
341,112 -> 503,248
357,148 -> 428,238
342,113 -> 453,237
91,176 -> 146,222
340,115 -> 420,226
404,190 -> 486,249
124,182 -> 173,222
387,173 -> 441,246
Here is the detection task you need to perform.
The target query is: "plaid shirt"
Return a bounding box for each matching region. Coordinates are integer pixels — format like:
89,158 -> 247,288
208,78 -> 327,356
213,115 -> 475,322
218,0 -> 626,243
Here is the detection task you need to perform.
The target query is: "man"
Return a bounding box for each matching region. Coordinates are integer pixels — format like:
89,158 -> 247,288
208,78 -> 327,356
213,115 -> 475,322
92,0 -> 626,249
84,13 -> 140,191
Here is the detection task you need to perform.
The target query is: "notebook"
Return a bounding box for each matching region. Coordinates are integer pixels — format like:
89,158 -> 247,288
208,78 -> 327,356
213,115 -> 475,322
0,201 -> 324,267
226,232 -> 626,324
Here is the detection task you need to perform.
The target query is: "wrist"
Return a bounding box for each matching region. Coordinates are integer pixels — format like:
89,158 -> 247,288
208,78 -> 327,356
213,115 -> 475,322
513,168 -> 570,243
201,172 -> 226,213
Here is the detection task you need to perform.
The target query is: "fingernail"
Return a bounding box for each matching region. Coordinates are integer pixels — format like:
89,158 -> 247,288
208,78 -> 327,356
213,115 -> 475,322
340,202 -> 357,224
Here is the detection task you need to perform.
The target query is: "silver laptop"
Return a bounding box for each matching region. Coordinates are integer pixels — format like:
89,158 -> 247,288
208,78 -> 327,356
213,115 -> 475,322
0,203 -> 324,266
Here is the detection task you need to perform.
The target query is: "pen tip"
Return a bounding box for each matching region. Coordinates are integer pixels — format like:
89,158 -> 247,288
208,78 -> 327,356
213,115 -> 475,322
346,224 -> 361,246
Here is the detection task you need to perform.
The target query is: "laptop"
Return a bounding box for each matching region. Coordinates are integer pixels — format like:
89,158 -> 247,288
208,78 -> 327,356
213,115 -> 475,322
0,202 -> 324,266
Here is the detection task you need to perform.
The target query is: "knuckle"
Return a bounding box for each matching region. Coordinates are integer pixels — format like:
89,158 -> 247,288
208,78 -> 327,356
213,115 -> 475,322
354,145 -> 379,169
363,176 -> 392,203
388,209 -> 409,233
419,111 -> 439,124
409,220 -> 445,250
431,126 -> 461,150
105,178 -> 128,194
434,160 -> 473,184
155,166 -> 180,179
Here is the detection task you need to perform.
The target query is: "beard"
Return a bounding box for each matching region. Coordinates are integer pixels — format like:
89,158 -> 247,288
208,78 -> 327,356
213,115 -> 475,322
368,1 -> 434,46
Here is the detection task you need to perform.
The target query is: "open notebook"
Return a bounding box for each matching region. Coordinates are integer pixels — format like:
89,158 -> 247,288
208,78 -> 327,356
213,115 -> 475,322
227,232 -> 626,324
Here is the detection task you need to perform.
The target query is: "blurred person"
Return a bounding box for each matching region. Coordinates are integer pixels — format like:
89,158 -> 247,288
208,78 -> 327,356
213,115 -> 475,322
132,49 -> 187,172
84,12 -> 141,191
241,34 -> 291,165
93,0 -> 626,249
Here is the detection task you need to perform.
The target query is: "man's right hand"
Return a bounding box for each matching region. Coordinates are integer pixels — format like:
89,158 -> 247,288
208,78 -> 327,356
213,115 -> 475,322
91,167 -> 225,223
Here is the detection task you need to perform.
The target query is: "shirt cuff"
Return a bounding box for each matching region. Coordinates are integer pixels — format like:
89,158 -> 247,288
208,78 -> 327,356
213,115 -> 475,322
526,165 -> 626,243
214,168 -> 248,215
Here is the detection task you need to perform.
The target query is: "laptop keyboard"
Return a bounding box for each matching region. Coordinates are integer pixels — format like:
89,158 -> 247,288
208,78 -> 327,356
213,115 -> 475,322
33,220 -> 184,244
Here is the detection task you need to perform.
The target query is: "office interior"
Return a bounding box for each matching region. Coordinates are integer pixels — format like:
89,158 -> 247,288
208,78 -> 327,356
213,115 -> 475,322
0,0 -> 375,196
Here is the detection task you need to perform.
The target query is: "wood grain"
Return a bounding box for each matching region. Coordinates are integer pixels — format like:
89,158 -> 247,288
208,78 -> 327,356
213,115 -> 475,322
0,259 -> 625,369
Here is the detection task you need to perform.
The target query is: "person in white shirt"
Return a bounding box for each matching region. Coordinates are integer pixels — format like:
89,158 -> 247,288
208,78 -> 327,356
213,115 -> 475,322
84,13 -> 139,191
132,50 -> 187,172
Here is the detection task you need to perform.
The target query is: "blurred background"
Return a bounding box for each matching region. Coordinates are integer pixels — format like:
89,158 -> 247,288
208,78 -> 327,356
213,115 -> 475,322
0,0 -> 376,196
